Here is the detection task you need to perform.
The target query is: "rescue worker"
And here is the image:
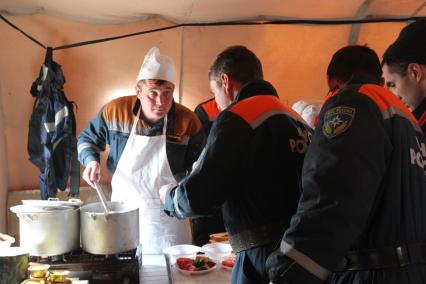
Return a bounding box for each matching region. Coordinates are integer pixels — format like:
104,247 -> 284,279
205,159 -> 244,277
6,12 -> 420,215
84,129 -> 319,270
192,98 -> 226,246
159,45 -> 312,284
77,47 -> 204,254
382,20 -> 426,133
266,45 -> 426,283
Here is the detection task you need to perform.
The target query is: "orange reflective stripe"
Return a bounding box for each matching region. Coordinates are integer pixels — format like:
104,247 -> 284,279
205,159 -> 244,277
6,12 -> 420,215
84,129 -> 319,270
324,88 -> 340,102
201,99 -> 220,121
358,84 -> 418,122
322,84 -> 421,131
230,95 -> 305,127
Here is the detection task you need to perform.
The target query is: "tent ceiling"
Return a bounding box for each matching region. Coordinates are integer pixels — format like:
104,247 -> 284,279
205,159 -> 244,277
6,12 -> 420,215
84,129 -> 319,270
0,0 -> 425,24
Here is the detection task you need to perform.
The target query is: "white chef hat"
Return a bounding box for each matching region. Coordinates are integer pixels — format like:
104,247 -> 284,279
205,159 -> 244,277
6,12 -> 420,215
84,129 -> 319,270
136,47 -> 176,83
292,99 -> 323,128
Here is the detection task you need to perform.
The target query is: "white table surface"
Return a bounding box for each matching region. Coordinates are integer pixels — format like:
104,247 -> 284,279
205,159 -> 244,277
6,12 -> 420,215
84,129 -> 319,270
141,254 -> 232,284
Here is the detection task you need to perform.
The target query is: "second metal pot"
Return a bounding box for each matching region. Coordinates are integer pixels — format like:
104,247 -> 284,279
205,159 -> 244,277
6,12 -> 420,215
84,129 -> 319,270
10,205 -> 80,256
80,201 -> 139,255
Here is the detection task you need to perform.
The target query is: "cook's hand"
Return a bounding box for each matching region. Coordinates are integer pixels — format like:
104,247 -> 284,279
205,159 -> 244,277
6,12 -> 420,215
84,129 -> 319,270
82,160 -> 101,188
159,182 -> 178,204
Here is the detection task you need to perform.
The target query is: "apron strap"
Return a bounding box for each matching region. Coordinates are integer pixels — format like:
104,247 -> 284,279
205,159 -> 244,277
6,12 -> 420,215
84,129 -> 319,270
163,115 -> 168,135
129,107 -> 141,139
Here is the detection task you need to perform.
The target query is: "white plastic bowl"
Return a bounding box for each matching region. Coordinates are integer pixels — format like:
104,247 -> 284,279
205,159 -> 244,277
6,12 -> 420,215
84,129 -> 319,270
201,243 -> 233,261
163,244 -> 201,265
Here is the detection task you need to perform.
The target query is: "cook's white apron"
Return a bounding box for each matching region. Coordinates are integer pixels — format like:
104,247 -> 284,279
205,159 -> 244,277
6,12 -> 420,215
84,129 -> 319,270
111,109 -> 192,254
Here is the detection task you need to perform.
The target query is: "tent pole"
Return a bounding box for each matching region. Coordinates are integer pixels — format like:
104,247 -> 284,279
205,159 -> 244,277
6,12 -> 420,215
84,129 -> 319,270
348,0 -> 373,45
178,27 -> 186,105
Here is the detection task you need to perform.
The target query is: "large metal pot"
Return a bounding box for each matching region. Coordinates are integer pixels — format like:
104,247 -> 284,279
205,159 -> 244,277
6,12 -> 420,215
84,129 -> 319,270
80,201 -> 139,255
10,204 -> 80,256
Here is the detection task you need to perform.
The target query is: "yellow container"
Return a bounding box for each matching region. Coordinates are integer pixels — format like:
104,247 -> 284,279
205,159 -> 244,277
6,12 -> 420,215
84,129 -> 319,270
49,270 -> 69,283
21,279 -> 46,284
28,264 -> 50,279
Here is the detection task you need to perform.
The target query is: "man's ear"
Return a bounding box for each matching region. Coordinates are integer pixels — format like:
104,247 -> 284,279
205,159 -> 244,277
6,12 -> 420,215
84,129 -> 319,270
407,63 -> 423,83
135,85 -> 142,99
220,73 -> 232,95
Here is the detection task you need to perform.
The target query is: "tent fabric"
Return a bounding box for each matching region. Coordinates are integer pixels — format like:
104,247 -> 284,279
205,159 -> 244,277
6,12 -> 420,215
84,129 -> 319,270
0,2 -> 425,193
0,0 -> 425,235
0,0 -> 425,24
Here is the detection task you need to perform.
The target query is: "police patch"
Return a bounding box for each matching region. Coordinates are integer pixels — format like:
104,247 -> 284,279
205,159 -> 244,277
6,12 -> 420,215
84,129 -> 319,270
322,106 -> 355,138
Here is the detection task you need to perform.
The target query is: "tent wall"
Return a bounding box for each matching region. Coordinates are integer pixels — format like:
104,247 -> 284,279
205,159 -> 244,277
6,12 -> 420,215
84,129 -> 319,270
0,14 -> 407,232
0,15 -> 183,191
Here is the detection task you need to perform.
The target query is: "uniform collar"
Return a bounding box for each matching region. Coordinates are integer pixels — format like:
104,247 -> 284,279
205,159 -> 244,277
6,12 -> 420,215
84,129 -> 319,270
346,73 -> 380,86
413,98 -> 426,121
234,80 -> 279,103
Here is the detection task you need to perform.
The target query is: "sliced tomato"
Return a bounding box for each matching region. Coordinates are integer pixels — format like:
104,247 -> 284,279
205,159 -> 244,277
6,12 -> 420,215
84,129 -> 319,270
222,258 -> 235,268
176,257 -> 195,270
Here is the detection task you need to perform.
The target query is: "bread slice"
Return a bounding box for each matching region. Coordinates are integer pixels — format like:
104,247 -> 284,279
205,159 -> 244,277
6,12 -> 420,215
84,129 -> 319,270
209,232 -> 229,242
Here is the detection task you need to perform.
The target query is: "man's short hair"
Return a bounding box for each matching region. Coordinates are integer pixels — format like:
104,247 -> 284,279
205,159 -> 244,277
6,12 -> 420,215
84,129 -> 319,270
327,45 -> 382,85
209,45 -> 263,86
382,20 -> 426,75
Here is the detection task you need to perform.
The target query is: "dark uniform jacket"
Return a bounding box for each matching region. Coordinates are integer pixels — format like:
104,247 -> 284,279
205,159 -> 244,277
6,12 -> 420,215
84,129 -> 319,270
28,60 -> 80,199
267,82 -> 426,284
78,96 -> 204,181
164,80 -> 312,283
194,98 -> 220,136
192,98 -> 225,246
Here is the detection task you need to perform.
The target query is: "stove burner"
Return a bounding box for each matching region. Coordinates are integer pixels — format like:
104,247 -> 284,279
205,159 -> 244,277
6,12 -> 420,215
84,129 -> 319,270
29,249 -> 141,284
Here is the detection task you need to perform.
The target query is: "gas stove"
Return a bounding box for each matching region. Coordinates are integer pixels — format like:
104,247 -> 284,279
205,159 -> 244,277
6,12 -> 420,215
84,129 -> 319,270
29,248 -> 141,284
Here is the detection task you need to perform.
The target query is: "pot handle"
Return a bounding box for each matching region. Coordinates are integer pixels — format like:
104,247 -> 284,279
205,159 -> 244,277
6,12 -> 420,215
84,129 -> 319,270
17,213 -> 37,222
89,213 -> 111,221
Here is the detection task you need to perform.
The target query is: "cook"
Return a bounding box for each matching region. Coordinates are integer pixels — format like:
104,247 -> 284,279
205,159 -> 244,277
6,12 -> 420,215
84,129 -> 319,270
159,45 -> 312,284
77,47 -> 204,254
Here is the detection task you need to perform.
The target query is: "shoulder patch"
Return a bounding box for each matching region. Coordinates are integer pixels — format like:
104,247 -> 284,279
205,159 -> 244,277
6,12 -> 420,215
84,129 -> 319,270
322,106 -> 355,138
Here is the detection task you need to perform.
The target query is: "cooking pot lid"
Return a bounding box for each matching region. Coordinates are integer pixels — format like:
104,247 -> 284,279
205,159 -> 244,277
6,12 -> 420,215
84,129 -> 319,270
0,246 -> 29,257
10,204 -> 74,214
22,198 -> 83,208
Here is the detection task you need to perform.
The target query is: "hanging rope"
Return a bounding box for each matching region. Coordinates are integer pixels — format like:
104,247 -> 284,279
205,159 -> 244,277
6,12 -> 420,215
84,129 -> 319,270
0,14 -> 46,49
1,14 -> 426,52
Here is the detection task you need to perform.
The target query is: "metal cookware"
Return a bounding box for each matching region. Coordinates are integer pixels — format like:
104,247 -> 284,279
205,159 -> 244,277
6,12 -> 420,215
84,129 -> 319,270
0,233 -> 15,248
80,201 -> 139,255
10,204 -> 80,256
0,247 -> 29,284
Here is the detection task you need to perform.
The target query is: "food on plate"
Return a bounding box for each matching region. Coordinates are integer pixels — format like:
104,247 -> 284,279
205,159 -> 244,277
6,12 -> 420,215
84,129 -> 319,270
176,255 -> 216,271
209,232 -> 229,243
221,255 -> 236,269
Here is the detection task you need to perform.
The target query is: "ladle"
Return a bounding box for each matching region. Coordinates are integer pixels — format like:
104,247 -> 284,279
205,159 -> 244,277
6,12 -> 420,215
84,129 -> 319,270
93,181 -> 110,214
